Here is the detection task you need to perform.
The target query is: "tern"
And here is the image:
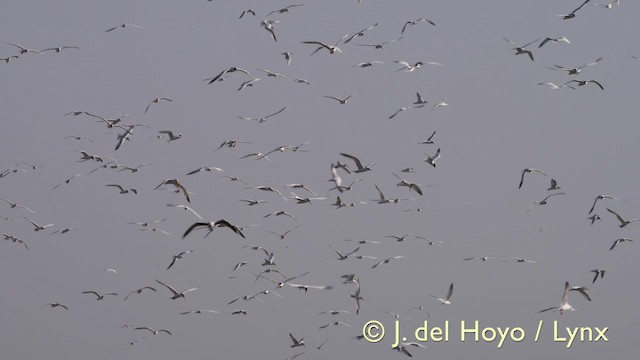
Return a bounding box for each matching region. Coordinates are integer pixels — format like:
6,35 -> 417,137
302,39 -> 343,55
5,42 -> 42,55
63,135 -> 93,142
340,153 -> 374,172
552,57 -> 603,75
401,18 -> 436,34
256,68 -> 287,78
352,60 -> 384,68
538,36 -> 571,48
395,60 -> 442,72
323,90 -> 361,104
538,281 -> 574,314
351,281 -> 363,314
232,262 -> 248,271
1,55 -> 19,63
135,327 -> 172,335
52,173 -> 83,190
432,98 -> 448,110
124,286 -> 157,301
570,286 -> 592,302
145,97 -> 172,114
3,234 -> 28,250
186,166 -> 224,175
288,283 -> 333,292
215,139 -> 252,150
329,245 -> 360,260
239,199 -> 268,206
158,130 -> 182,141
238,9 -> 255,19
106,184 -> 137,194
267,4 -> 305,16
105,24 -> 143,32
424,148 -> 441,167
41,46 -> 79,53
180,309 -> 220,315
294,78 -> 310,84
558,0 -> 591,19
393,342 -> 426,357
503,37 -> 539,61
260,19 -> 278,42
342,22 -> 378,43
418,131 -> 436,144
548,178 -> 561,191
594,0 -> 619,9
589,195 -> 619,214
266,224 -> 300,239
354,37 -> 403,49
588,213 -> 602,225
463,256 -> 500,262
47,303 -> 68,310
82,291 -> 118,300
166,204 -> 203,220
537,82 -> 574,90
431,283 -> 454,305
237,106 -> 286,123
237,77 -> 262,91
317,310 -> 351,315
372,256 -> 405,269
1,197 -> 36,213
562,79 -> 604,90
526,193 -> 566,213
513,257 -> 536,263
386,233 -> 413,242
289,333 -> 305,347
591,269 -> 605,283
282,51 -> 293,65
182,220 -> 245,239
154,179 -> 190,203
24,217 -> 55,231
167,250 -> 195,270
393,173 -> 427,195
118,164 -> 150,173
207,67 -> 253,84
221,175 -> 249,185
154,279 -> 199,300
519,168 -> 547,189
606,208 -> 640,228
610,238 -> 633,251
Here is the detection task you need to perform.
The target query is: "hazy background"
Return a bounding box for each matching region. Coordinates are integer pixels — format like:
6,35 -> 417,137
1,0 -> 638,359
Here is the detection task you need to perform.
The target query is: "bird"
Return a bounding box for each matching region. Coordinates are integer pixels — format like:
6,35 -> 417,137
124,286 -> 157,301
606,208 -> 640,228
352,60 -> 384,68
588,213 -> 602,225
287,283 -> 333,292
167,250 -> 195,270
431,283 -> 454,304
215,139 -> 252,151
260,19 -> 279,42
538,281 -> 575,314
41,46 -> 79,53
166,204 -> 203,220
82,291 -> 118,300
589,195 -> 619,214
526,193 -> 566,213
513,257 -> 536,264
594,0 -> 620,9
266,225 -> 300,239
537,82 -> 574,90
424,148 -> 441,167
562,79 -> 604,90
256,68 -> 287,79
591,269 -> 605,283
340,153 -> 374,173
186,166 -> 224,175
106,184 -> 137,194
180,309 -> 220,315
0,197 -> 36,213
519,168 -> 547,189
267,4 -> 305,16
394,60 -> 442,72
351,281 -> 363,314
282,51 -> 293,65
548,179 -> 561,191
503,37 -> 539,61
237,106 -> 286,123
51,227 -> 76,235
538,36 -> 571,48
158,130 -> 183,141
289,333 -> 305,348
301,39 -> 343,55
570,286 -> 592,302
237,77 -> 262,91
153,179 -> 191,203
463,256 -> 500,262
552,57 -> 603,75
182,220 -> 245,239
47,303 -> 69,310
354,37 -> 403,49
418,131 -> 436,144
372,256 -> 405,269
24,217 -> 55,231
238,9 -> 256,19
401,17 -> 436,34
5,42 -> 42,55
329,245 -> 360,260
610,238 -> 633,251
134,327 -> 172,336
232,262 -> 248,272
393,173 -> 426,195
239,199 -> 268,206
206,66 -> 253,84
1,55 -> 19,63
145,97 -> 172,114
154,279 -> 199,300
432,98 -> 448,110
558,0 -> 591,19
386,233 -> 413,242
342,22 -> 378,43
323,91 -> 361,104
105,23 -> 143,32
3,233 -> 28,250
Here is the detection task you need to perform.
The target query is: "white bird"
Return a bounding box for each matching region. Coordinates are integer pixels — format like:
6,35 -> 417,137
354,37 -> 403,49
154,279 -> 199,300
135,327 -> 172,336
519,168 -> 547,189
302,39 -> 343,55
154,179 -> 191,203
606,208 -> 640,228
82,291 -> 118,300
401,17 -> 436,34
503,37 -> 539,61
289,333 -> 305,348
526,193 -> 566,213
166,204 -> 203,220
538,281 -> 575,314
432,98 -> 448,110
24,217 -> 55,231
215,139 -> 252,151
394,60 -> 442,72
145,97 -> 172,114
3,233 -> 28,250
588,194 -> 619,214
266,225 -> 300,239
513,257 -> 536,264
591,269 -> 605,283
323,90 -> 361,104
282,51 -> 293,65
264,210 -> 297,221
418,131 -> 436,144
180,309 -> 220,315
329,245 -> 360,260
256,68 -> 287,78
47,303 -> 69,310
124,286 -> 157,301
105,23 -> 143,32
42,45 -> 79,53
351,280 -> 363,314
594,0 -> 620,9
342,22 -> 378,43
371,256 -> 405,269
562,79 -> 604,90
238,9 -> 256,19
237,106 -> 286,123
431,283 -> 454,305
186,166 -> 224,175
340,153 -> 374,172
158,130 -> 183,141
424,148 -> 441,167
182,220 -> 245,239
237,77 -> 262,91
206,66 -> 253,84
558,0 -> 592,19
260,19 -> 279,42
552,57 -> 603,75
588,213 -> 602,225
570,286 -> 592,302
288,283 -> 333,292
106,184 -> 137,194
167,250 -> 195,270
5,42 -> 42,55
239,199 -> 268,206
610,238 -> 633,251
537,82 -> 574,90
538,36 -> 571,48
1,197 -> 36,213
1,55 -> 19,63
352,60 -> 384,68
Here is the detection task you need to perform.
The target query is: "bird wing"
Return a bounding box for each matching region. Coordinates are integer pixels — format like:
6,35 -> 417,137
155,279 -> 179,296
446,283 -> 454,301
182,222 -> 208,238
561,281 -> 570,305
607,208 -> 625,224
215,219 -> 246,238
340,153 -> 364,169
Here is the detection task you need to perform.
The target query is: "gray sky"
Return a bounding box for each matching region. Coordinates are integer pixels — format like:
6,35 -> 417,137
1,0 -> 638,358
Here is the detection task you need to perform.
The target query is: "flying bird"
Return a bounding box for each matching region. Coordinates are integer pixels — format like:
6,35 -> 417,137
124,286 -> 157,301
558,0 -> 591,19
154,279 -> 199,300
134,327 -> 172,336
206,66 -> 252,84
145,97 -> 172,114
562,79 -> 604,90
323,90 -> 361,104
237,106 -> 286,123
340,153 -> 374,173
82,291 -> 118,300
519,168 -> 547,189
182,220 -> 245,239
1,197 -> 36,213
424,148 -> 441,167
591,269 -> 605,283
588,195 -> 619,214
526,192 -> 566,213
538,281 -> 575,314
154,179 -> 191,203
105,23 -> 143,32
538,36 -> 571,48
552,57 -> 603,75
606,208 -> 640,228
401,17 -> 436,34
610,238 -> 633,251
503,37 -> 539,61
167,250 -> 195,270
431,283 -> 454,304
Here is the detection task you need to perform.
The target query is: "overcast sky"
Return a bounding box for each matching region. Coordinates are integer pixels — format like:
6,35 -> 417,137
1,0 -> 638,359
